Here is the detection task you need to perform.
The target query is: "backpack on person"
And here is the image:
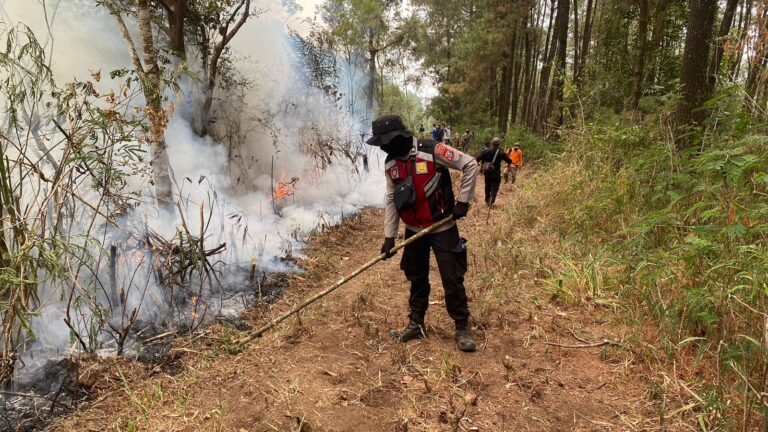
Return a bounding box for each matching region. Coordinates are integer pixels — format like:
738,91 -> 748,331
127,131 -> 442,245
481,148 -> 500,174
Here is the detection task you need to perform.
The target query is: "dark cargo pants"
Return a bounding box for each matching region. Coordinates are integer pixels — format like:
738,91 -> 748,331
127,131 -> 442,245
400,225 -> 470,328
484,174 -> 501,205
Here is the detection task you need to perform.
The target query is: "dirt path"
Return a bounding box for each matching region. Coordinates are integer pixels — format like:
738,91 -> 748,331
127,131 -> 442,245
52,174 -> 657,431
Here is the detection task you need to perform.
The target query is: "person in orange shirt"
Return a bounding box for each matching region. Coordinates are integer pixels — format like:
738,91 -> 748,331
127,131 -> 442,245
503,144 -> 523,184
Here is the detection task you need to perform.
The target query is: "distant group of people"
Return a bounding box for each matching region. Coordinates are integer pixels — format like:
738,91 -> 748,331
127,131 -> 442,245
418,123 -> 475,151
416,123 -> 523,207
475,138 -> 523,207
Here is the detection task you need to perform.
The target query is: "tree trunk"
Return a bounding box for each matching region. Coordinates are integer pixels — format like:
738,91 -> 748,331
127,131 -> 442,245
490,66 -> 498,118
511,12 -> 527,125
647,0 -> 668,86
541,0 -> 557,75
630,0 -> 650,111
137,0 -> 174,209
523,4 -> 543,126
164,0 -> 186,58
199,63 -> 217,137
197,0 -> 251,137
552,0 -> 570,127
708,0 -> 739,90
746,8 -> 768,97
498,17 -> 519,133
534,0 -> 558,130
445,18 -> 453,84
576,0 -> 595,86
367,30 -> 377,118
199,42 -> 222,138
730,0 -> 753,81
572,0 -> 580,84
498,62 -> 512,132
755,57 -> 768,103
675,0 -> 719,141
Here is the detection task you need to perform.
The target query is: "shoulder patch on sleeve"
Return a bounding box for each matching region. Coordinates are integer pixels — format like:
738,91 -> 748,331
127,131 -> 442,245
388,166 -> 399,179
435,144 -> 457,161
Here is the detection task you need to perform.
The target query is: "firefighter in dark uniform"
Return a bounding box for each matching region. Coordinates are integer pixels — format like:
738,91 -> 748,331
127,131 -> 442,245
476,137 -> 512,206
366,115 -> 479,352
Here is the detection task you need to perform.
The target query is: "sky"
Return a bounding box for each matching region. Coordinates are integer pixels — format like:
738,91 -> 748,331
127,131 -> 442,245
297,0 -> 324,20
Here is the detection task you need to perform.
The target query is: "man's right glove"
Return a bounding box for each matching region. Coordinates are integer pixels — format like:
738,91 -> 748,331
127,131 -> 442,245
452,201 -> 469,220
381,237 -> 397,260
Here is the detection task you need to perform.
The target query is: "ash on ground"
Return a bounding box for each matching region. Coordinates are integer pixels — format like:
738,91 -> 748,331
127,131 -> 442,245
0,358 -> 86,432
1,266 -> 291,431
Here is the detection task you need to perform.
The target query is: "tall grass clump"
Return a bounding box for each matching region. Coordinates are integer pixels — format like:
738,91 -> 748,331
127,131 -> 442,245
512,86 -> 768,429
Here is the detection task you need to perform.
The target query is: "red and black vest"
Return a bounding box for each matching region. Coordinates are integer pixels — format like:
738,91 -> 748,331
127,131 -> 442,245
386,140 -> 455,228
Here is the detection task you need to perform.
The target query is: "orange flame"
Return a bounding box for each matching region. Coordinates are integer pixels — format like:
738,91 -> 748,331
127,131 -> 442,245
270,172 -> 296,202
191,295 -> 199,320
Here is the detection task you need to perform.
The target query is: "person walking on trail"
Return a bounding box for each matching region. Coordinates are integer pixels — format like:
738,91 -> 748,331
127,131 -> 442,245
418,124 -> 425,136
459,129 -> 472,151
444,124 -> 452,145
476,137 -> 512,207
431,123 -> 444,142
503,143 -> 523,184
366,114 -> 479,353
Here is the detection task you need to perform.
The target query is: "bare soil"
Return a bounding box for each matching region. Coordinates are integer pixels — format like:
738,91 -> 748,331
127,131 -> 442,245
50,174 -> 660,431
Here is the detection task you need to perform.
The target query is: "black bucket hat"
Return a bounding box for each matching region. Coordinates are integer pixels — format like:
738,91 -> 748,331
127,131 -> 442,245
366,114 -> 413,147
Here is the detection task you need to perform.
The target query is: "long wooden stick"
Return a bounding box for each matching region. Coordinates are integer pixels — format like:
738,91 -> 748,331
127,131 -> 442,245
237,217 -> 456,345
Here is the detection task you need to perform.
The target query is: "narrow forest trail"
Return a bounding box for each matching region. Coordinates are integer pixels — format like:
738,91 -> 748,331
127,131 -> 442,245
52,172 -> 661,432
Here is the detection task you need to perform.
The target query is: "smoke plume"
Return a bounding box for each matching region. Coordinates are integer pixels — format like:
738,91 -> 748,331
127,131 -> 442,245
1,0 -> 385,379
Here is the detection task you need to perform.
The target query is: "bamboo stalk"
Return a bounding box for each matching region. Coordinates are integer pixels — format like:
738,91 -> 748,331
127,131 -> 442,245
237,217 -> 456,345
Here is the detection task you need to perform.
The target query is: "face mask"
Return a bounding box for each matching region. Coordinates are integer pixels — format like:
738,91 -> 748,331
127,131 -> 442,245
381,135 -> 413,157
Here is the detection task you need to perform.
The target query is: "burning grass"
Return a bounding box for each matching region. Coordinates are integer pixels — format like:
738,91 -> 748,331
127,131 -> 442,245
269,172 -> 299,203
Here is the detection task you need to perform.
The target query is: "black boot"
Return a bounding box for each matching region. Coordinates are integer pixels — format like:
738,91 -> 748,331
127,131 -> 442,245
455,328 -> 476,352
389,320 -> 425,343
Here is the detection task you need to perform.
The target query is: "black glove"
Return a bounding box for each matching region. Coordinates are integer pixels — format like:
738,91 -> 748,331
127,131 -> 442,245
452,201 -> 469,220
381,237 -> 396,260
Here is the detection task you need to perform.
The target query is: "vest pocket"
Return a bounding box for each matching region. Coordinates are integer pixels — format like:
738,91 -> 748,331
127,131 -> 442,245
393,177 -> 416,211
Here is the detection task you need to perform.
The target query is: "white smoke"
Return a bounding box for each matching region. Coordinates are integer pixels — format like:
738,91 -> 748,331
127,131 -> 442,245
1,0 -> 386,376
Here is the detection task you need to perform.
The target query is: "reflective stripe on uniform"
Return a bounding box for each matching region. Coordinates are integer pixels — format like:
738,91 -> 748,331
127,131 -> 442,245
416,151 -> 434,162
424,172 -> 442,197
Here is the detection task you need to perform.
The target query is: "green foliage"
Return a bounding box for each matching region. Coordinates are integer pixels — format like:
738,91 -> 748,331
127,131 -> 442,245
378,78 -> 426,128
505,126 -> 550,162
527,86 -> 768,428
322,0 -> 398,48
583,0 -> 687,112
